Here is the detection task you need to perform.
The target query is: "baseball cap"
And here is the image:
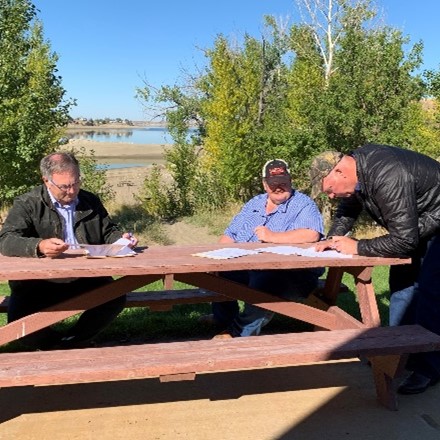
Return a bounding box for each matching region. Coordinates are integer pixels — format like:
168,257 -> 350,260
309,151 -> 344,198
262,159 -> 291,187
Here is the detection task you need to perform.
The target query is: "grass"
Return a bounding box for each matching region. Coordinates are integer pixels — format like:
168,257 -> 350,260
184,203 -> 242,237
0,265 -> 392,352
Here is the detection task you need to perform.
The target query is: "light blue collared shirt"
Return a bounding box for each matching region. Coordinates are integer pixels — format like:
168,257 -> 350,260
224,190 -> 324,243
47,189 -> 79,246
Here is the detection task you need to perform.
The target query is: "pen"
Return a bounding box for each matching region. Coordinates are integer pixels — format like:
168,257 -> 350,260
320,236 -> 333,241
127,231 -> 136,244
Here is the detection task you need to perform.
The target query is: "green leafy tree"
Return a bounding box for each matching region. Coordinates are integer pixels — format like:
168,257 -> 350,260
0,0 -> 73,207
421,68 -> 440,158
286,0 -> 427,153
200,27 -> 292,200
137,0 -> 439,217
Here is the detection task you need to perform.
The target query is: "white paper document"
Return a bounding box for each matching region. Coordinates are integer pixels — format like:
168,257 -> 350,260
192,247 -> 261,260
78,238 -> 136,258
256,245 -> 353,259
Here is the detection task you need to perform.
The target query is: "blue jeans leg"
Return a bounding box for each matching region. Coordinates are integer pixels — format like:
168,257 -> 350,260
388,242 -> 426,327
389,285 -> 415,326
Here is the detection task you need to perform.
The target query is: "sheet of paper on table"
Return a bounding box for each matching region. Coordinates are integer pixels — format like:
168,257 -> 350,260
256,245 -> 353,258
77,238 -> 136,258
192,247 -> 261,260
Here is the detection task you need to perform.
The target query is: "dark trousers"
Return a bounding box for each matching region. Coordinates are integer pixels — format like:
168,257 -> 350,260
388,240 -> 427,326
8,277 -> 126,349
405,234 -> 440,380
212,269 -> 321,337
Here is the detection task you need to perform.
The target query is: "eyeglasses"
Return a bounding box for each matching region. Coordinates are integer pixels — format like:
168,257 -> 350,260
49,178 -> 82,192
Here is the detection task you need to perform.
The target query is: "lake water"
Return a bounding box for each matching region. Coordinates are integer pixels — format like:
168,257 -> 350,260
68,126 -> 199,169
67,127 -> 197,144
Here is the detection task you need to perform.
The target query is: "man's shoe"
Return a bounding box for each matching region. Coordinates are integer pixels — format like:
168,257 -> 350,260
398,372 -> 439,395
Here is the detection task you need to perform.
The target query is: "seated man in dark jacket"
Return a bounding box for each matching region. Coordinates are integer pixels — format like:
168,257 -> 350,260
0,151 -> 138,350
310,144 -> 440,395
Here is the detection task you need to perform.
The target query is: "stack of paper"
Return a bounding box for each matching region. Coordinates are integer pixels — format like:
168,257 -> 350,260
256,246 -> 352,258
78,238 -> 136,258
192,248 -> 260,260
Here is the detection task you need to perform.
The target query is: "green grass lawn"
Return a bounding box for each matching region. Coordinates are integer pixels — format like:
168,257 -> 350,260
0,266 -> 392,352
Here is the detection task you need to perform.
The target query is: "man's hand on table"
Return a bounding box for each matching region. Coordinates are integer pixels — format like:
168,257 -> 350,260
38,238 -> 69,258
314,236 -> 359,255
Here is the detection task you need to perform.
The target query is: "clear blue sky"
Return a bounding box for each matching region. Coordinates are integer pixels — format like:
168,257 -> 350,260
33,0 -> 440,121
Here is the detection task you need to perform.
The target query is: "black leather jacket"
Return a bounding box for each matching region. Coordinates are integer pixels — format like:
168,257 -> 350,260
0,185 -> 123,257
328,144 -> 440,257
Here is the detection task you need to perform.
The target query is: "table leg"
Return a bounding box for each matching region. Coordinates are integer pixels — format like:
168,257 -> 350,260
319,267 -> 345,305
0,274 -> 162,346
370,354 -> 408,410
348,266 -> 381,327
176,272 -> 350,330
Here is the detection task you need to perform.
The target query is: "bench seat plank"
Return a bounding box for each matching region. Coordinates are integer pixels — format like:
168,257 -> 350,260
0,280 -> 349,312
0,325 -> 439,389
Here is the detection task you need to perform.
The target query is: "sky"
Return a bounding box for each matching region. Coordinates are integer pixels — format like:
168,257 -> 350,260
33,0 -> 440,121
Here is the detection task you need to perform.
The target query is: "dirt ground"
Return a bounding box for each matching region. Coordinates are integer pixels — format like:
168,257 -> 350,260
1,141 -> 439,439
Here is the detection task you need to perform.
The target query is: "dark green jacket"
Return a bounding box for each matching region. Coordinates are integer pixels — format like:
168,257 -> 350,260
0,185 -> 122,258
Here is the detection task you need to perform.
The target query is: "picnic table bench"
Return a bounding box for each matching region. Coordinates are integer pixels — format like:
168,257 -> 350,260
0,325 -> 439,411
0,243 -> 438,411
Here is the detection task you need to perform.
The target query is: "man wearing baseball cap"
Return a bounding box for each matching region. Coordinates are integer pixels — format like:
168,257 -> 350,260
309,143 -> 440,395
200,159 -> 324,338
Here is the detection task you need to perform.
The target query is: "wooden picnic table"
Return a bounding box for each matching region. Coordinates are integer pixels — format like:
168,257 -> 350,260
0,242 -> 439,410
0,242 -> 408,342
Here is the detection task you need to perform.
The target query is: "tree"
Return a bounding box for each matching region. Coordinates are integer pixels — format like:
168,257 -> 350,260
323,26 -> 425,150
286,0 -> 431,154
137,0 -> 439,217
0,0 -> 73,207
199,22 -> 295,200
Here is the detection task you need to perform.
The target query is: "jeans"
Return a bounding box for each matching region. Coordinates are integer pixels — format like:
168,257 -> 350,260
212,268 -> 321,337
388,240 -> 427,326
389,285 -> 415,326
8,277 -> 126,349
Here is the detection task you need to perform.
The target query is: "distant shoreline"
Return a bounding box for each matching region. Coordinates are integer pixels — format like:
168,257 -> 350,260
66,121 -> 167,131
66,138 -> 170,159
64,137 -> 169,205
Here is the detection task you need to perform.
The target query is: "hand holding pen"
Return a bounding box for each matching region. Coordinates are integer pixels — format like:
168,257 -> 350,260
38,238 -> 70,258
123,231 -> 138,248
314,235 -> 358,255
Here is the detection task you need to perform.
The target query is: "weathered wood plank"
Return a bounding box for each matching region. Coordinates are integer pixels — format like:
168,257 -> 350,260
0,325 -> 438,389
0,243 -> 410,281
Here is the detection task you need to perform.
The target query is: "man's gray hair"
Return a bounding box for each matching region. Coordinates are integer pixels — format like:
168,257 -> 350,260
40,152 -> 80,179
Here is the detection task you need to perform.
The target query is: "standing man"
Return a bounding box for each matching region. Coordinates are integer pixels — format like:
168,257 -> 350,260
202,159 -> 324,338
310,144 -> 440,395
0,152 -> 138,350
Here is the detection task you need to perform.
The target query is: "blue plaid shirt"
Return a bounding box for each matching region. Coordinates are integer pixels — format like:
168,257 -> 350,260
224,190 -> 324,242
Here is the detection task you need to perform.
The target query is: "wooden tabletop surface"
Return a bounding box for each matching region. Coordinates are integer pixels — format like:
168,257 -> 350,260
0,243 -> 410,281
